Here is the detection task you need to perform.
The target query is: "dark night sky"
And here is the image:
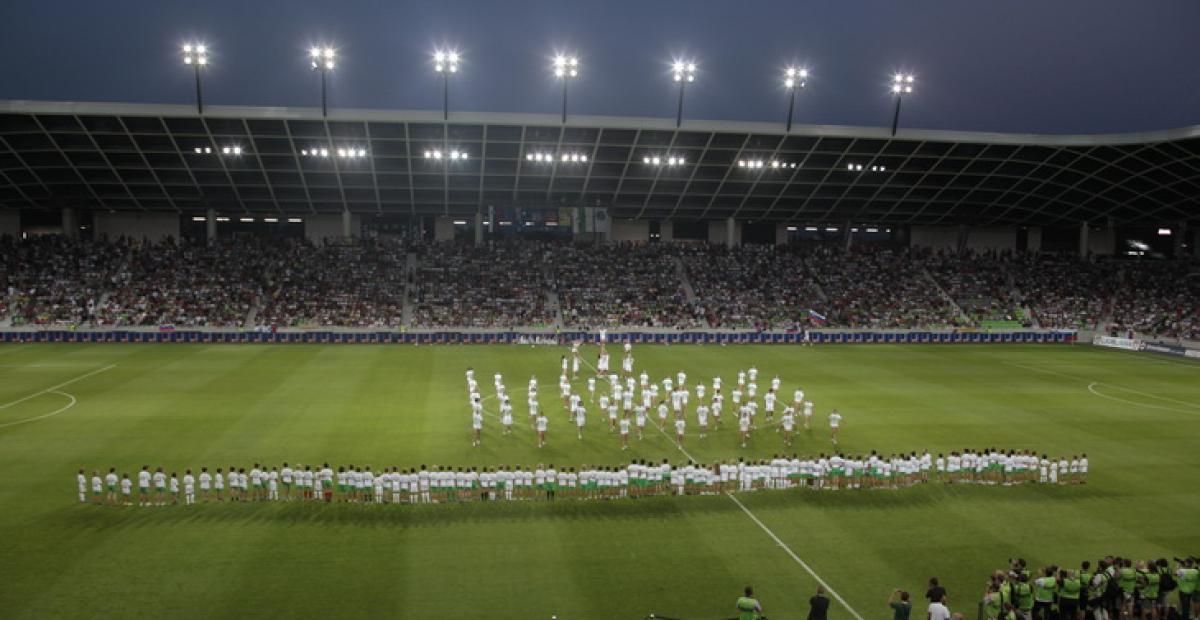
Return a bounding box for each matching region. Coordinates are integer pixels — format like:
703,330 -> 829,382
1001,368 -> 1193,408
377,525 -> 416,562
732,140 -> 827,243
1,0 -> 1197,134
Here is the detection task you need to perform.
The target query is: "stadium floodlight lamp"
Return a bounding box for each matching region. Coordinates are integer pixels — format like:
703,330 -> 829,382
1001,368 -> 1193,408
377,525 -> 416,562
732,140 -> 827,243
263,217 -> 279,223
553,54 -> 580,123
672,59 -> 697,128
310,46 -> 336,117
890,73 -> 914,135
239,217 -> 255,223
434,49 -> 460,73
287,217 -> 303,223
784,66 -> 807,90
182,42 -> 210,114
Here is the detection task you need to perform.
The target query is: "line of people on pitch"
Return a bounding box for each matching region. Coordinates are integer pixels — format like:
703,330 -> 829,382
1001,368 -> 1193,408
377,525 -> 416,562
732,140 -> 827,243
77,451 -> 1084,507
979,556 -> 1199,620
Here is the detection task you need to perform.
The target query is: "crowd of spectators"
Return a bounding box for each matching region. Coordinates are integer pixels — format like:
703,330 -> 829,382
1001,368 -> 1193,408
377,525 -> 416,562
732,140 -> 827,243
681,244 -> 823,329
806,244 -> 964,328
1010,255 -> 1117,330
922,250 -> 1025,325
553,242 -> 703,329
412,241 -> 554,328
1109,261 -> 1200,341
2,234 -> 1197,337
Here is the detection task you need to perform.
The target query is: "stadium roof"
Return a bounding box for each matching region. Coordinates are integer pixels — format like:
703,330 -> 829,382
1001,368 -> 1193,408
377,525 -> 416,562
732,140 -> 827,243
2,100 -> 1198,227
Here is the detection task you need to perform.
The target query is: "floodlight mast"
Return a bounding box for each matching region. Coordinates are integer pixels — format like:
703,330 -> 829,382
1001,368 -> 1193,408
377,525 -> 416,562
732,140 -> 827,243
310,47 -> 335,117
553,55 -> 579,124
434,50 -> 459,120
890,73 -> 914,136
182,43 -> 208,114
784,67 -> 807,132
672,61 -> 696,128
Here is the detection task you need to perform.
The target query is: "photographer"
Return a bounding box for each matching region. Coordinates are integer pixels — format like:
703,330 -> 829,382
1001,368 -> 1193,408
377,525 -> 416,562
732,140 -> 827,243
888,589 -> 913,620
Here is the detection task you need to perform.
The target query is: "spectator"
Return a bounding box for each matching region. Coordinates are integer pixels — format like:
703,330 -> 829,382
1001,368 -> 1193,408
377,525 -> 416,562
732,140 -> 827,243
888,589 -> 913,620
928,595 -> 952,620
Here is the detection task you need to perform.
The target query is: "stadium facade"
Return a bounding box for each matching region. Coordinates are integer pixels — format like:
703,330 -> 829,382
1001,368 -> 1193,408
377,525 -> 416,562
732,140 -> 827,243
0,99 -> 1196,256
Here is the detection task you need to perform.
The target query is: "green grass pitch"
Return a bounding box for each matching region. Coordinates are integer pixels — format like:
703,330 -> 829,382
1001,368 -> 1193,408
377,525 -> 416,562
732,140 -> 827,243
1,343 -> 1198,619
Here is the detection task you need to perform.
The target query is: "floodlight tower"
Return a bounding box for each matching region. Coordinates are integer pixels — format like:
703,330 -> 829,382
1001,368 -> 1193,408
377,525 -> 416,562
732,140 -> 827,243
310,47 -> 336,117
181,43 -> 209,114
890,73 -> 914,136
672,60 -> 696,128
434,50 -> 460,120
553,55 -> 579,124
783,67 -> 807,132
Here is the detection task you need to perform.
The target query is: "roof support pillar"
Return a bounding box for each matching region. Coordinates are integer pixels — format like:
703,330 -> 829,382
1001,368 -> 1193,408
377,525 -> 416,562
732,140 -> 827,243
1079,221 -> 1089,260
844,219 -> 853,251
61,207 -> 78,240
205,208 -> 217,245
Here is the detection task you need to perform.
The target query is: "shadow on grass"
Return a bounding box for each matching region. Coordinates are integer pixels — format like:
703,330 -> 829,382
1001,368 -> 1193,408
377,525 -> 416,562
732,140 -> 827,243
52,483 -> 1118,532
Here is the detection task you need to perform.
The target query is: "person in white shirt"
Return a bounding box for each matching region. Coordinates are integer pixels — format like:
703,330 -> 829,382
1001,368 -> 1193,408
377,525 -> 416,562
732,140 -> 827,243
739,414 -> 751,449
928,597 -> 951,620
76,469 -> 87,503
621,353 -> 634,376
120,474 -> 132,505
696,404 -> 709,439
105,468 -> 119,505
500,399 -> 513,435
169,472 -> 180,504
536,413 -> 549,448
674,417 -> 686,447
657,401 -> 670,430
137,467 -> 152,506
598,348 -> 609,374
619,415 -> 631,449
586,377 -> 596,402
472,410 -> 484,447
771,375 -> 781,392
780,409 -> 795,446
764,390 -> 777,421
634,405 -> 647,440
183,469 -> 196,505
90,470 -> 103,504
828,409 -> 842,445
748,366 -> 758,383
574,405 -> 587,440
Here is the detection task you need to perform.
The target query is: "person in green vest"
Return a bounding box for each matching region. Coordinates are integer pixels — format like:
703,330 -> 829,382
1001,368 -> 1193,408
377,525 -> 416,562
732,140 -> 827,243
983,583 -> 1003,620
1014,573 -> 1035,619
1058,569 -> 1081,620
1119,558 -> 1138,617
995,571 -> 1013,609
1138,561 -> 1160,620
736,585 -> 762,620
1078,560 -> 1096,620
887,589 -> 912,620
1176,558 -> 1198,620
1033,567 -> 1057,620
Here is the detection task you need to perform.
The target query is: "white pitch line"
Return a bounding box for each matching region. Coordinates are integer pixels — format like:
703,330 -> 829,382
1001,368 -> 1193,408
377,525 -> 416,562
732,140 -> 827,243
727,492 -> 865,620
0,390 -> 76,429
579,350 -> 861,620
0,364 -> 116,411
1086,383 -> 1200,417
1004,361 -> 1200,409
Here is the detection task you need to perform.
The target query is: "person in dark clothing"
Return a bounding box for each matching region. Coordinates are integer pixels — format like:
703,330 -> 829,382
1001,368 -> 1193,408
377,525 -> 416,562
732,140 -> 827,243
809,585 -> 831,620
927,578 -> 948,605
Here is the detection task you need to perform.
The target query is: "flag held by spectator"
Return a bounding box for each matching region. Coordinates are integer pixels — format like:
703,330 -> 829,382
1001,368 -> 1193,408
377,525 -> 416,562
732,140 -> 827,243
808,309 -> 827,323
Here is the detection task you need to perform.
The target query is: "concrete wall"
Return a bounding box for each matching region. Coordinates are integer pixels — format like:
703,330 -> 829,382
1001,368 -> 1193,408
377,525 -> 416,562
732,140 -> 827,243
965,227 -> 1016,252
305,214 -> 360,244
707,219 -> 742,246
0,211 -> 18,237
659,220 -> 673,243
1088,226 -> 1115,256
611,218 -> 649,243
910,226 -> 1017,252
775,223 -> 788,246
909,226 -> 959,251
1026,227 -> 1042,252
433,216 -> 455,242
94,212 -> 180,243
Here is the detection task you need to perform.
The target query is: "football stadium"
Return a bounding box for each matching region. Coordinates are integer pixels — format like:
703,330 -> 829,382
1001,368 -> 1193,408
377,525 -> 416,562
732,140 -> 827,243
1,2 -> 1199,619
